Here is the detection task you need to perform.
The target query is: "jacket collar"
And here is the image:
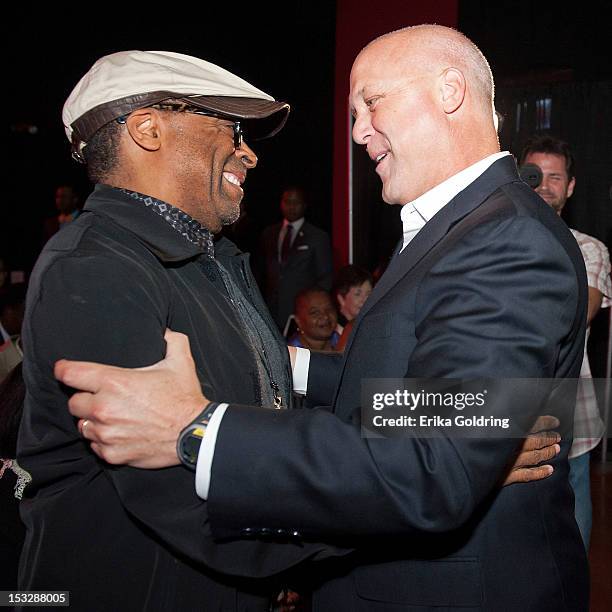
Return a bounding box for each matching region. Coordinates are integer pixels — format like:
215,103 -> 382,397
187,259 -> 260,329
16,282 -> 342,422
83,184 -> 240,262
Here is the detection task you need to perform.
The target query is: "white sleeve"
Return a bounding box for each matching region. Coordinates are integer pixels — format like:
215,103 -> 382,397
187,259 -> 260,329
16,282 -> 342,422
292,347 -> 311,395
195,348 -> 311,499
194,403 -> 228,500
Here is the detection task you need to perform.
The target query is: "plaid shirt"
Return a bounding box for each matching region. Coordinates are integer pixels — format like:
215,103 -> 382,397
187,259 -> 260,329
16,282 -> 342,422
570,229 -> 611,458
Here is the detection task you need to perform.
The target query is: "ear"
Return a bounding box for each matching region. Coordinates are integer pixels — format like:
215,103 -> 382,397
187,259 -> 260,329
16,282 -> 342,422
336,293 -> 346,310
125,108 -> 164,152
440,67 -> 466,114
567,176 -> 576,199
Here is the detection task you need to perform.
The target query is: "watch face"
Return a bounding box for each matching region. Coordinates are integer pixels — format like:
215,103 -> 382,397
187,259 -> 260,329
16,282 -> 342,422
180,426 -> 205,468
177,404 -> 219,469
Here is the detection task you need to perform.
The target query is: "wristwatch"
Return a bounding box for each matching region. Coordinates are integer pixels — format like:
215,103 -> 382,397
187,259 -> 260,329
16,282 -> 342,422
176,402 -> 219,470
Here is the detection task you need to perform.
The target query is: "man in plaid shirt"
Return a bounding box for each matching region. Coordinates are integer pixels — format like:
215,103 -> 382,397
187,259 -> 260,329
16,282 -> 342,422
521,135 -> 611,549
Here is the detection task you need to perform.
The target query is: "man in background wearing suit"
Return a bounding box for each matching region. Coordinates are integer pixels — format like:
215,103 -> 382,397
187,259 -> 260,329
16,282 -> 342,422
58,25 -> 588,611
259,186 -> 333,330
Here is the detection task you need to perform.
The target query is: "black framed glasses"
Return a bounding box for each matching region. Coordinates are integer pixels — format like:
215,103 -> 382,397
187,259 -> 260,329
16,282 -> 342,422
117,103 -> 243,149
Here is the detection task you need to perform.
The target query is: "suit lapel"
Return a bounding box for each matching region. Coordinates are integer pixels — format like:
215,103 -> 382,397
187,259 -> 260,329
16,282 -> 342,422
339,156 -> 520,364
281,222 -> 308,266
291,222 -> 308,252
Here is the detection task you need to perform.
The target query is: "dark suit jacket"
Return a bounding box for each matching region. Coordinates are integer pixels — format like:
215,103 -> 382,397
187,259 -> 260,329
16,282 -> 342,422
259,220 -> 333,329
209,157 -> 589,611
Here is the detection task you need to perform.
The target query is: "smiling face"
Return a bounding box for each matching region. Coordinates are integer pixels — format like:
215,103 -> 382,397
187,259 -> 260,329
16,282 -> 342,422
168,113 -> 257,232
350,39 -> 448,205
349,27 -> 497,206
522,151 -> 575,215
295,290 -> 338,343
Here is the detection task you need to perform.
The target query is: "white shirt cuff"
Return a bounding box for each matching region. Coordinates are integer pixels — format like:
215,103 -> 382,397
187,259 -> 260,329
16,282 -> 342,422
195,348 -> 311,499
293,347 -> 310,395
195,403 -> 228,500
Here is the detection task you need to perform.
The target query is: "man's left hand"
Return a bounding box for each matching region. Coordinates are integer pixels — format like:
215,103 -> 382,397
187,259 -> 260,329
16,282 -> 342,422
503,416 -> 561,486
55,330 -> 205,468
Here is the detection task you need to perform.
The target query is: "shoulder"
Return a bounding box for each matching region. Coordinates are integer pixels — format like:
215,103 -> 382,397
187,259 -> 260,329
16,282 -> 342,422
301,222 -> 329,240
29,215 -> 167,311
424,212 -> 583,314
570,229 -> 610,261
481,183 -> 586,273
456,212 -> 579,274
43,208 -> 157,259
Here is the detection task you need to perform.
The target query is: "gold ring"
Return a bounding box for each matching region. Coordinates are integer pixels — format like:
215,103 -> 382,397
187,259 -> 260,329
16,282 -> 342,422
80,419 -> 90,437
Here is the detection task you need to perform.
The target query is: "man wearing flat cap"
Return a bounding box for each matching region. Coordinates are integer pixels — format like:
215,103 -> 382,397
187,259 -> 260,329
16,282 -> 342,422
16,50 -> 342,610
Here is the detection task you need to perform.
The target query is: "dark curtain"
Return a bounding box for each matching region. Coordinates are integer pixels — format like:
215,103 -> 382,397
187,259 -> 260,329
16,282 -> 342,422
351,143 -> 402,275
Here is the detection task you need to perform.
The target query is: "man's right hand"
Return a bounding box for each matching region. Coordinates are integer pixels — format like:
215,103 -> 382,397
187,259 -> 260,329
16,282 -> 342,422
55,329 -> 206,469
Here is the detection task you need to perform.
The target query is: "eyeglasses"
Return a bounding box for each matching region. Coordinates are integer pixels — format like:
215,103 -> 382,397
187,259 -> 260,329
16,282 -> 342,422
116,103 -> 244,150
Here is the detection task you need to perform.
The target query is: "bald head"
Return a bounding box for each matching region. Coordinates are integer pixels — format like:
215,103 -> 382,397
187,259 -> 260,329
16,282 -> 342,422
350,24 -> 499,205
366,25 -> 495,114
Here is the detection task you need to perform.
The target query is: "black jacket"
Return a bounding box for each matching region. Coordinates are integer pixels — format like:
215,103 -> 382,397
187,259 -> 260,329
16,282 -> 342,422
17,185 -> 338,611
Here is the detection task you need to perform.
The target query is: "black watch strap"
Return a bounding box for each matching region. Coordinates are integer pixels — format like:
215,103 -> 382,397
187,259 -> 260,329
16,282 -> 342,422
176,402 -> 220,470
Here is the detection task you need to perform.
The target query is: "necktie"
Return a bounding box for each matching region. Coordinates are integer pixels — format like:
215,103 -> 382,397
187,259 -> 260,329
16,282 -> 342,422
280,224 -> 293,263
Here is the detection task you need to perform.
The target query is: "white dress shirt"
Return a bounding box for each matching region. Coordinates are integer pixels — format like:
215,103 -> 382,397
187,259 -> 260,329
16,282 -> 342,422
195,151 -> 511,498
400,151 -> 510,252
